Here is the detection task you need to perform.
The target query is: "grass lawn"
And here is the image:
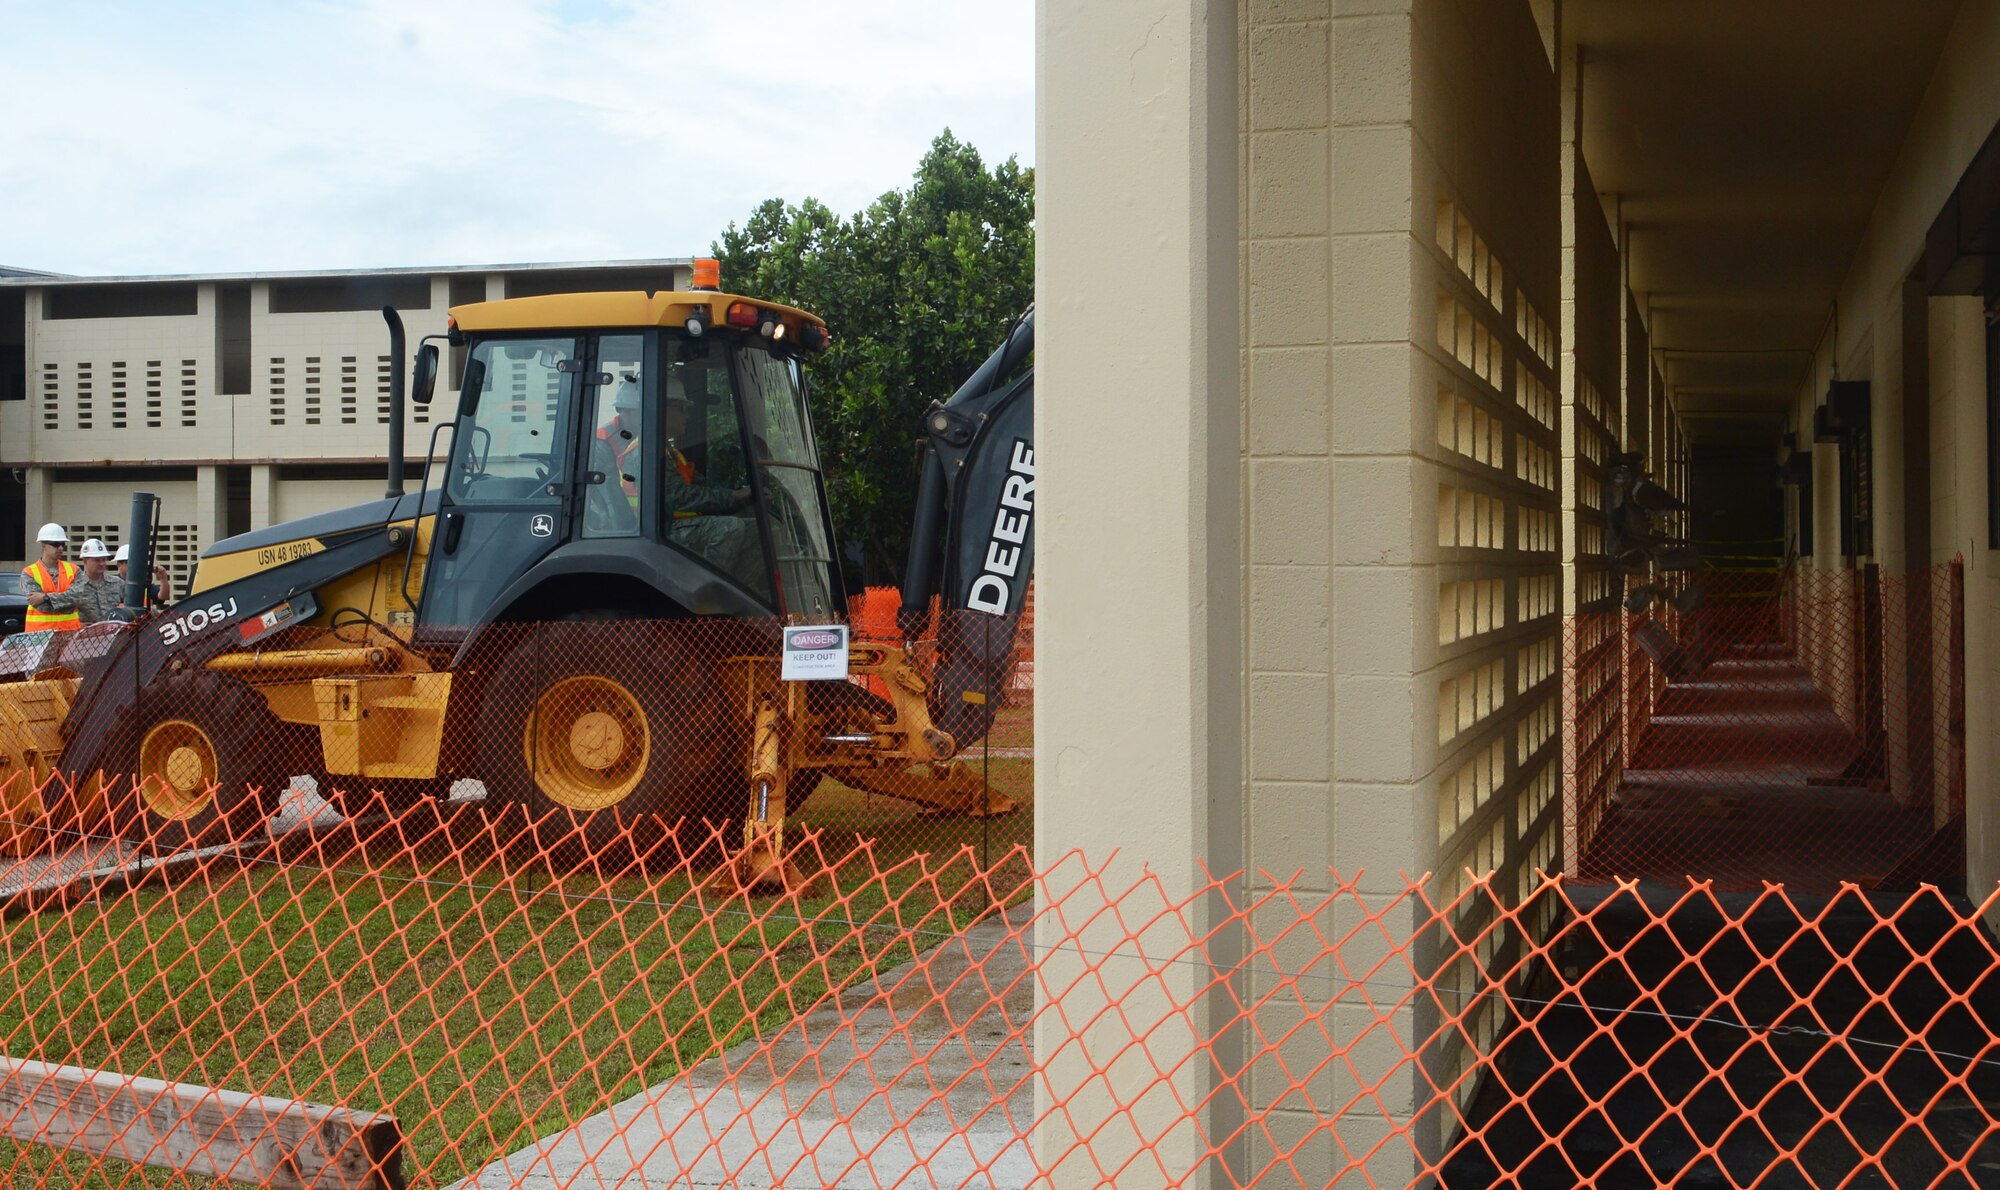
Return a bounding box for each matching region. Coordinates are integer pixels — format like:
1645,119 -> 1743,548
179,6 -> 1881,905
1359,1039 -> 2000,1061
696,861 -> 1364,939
795,756 -> 1033,866
0,813 -> 1015,1188
984,704 -> 1034,750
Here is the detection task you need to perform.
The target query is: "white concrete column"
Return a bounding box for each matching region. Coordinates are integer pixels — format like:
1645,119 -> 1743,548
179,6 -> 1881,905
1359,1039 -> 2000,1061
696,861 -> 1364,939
23,467 -> 54,544
1557,35 -> 1589,875
249,464 -> 278,530
1934,296 -> 1998,880
1035,0 -> 1241,1183
1873,283 -> 1920,809
193,465 -> 228,554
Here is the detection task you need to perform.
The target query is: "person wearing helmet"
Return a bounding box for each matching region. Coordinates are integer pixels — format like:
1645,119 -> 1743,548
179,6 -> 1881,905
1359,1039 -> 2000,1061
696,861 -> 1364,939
22,523 -> 81,632
660,393 -> 760,587
113,544 -> 171,608
46,538 -> 125,624
585,374 -> 645,536
597,377 -> 644,498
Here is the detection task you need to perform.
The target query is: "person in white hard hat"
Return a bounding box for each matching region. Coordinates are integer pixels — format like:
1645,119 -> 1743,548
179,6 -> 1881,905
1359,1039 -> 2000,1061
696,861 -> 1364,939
22,523 -> 81,632
113,544 -> 171,608
597,377 -> 644,497
78,538 -> 111,572
44,538 -> 124,624
586,374 -> 646,535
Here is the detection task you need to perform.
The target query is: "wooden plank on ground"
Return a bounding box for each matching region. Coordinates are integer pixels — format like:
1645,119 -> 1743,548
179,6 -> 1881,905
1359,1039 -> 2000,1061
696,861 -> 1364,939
0,785 -> 396,914
0,1058 -> 404,1189
0,838 -> 242,915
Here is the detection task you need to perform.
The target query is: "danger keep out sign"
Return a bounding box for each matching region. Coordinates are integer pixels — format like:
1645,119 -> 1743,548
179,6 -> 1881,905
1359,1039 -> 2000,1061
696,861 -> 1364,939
781,624 -> 851,681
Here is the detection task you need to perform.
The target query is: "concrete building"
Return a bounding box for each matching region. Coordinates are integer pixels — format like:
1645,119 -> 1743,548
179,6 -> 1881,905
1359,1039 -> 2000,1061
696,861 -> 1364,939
1037,0 -> 1999,1182
0,258 -> 690,585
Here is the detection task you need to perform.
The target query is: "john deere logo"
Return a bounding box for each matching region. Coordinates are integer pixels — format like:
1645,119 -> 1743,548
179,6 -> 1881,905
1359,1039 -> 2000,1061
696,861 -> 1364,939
530,514 -> 555,538
788,629 -> 843,650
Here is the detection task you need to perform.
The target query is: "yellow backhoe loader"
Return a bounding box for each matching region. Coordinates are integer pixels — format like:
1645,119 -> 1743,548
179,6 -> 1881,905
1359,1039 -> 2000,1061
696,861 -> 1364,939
0,265 -> 1035,887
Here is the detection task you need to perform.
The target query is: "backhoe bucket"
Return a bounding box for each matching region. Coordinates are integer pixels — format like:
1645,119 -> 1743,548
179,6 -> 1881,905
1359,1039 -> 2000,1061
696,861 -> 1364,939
0,673 -> 94,857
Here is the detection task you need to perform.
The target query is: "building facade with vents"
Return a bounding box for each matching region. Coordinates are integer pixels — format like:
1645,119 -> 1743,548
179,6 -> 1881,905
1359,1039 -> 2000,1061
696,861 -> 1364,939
0,259 -> 691,585
1035,1 -> 2000,1181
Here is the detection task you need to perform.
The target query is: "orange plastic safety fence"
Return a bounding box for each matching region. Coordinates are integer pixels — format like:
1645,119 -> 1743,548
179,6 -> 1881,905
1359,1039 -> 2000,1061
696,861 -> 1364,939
0,604 -> 1035,1185
1571,560 -> 1967,893
0,605 -> 1033,881
0,567 -> 1990,1187
5,835 -> 2000,1186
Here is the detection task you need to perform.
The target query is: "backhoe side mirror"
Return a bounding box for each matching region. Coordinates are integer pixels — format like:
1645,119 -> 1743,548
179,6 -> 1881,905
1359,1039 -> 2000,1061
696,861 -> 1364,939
411,344 -> 440,407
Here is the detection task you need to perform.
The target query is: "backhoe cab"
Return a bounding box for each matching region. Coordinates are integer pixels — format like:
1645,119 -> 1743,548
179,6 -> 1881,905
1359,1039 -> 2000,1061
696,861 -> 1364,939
197,289 -> 845,636
0,271 -> 1026,888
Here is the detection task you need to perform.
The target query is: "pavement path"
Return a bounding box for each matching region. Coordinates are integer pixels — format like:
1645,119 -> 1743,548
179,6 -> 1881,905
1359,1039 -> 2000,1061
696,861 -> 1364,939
450,902 -> 1037,1189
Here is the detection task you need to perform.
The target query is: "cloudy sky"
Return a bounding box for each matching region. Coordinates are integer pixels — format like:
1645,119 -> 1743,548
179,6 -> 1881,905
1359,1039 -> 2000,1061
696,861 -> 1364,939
0,0 -> 1034,277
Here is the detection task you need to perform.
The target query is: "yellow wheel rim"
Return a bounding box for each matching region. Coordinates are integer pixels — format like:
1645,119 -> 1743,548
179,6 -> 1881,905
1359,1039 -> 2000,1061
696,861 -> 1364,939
138,720 -> 219,821
527,675 -> 649,811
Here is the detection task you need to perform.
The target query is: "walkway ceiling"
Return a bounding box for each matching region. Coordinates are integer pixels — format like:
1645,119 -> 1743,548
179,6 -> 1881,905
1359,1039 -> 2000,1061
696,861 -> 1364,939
1566,0 -> 1963,445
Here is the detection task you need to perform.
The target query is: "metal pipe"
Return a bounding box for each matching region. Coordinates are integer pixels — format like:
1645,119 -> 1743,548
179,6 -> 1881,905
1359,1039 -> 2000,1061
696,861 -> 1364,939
898,446 -> 947,638
204,647 -> 391,675
124,491 -> 157,608
382,307 -> 407,498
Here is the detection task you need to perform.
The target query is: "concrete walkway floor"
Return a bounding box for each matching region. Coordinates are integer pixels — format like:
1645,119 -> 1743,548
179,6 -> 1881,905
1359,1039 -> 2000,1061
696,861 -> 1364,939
1578,653 -> 1936,893
451,902 -> 1037,1189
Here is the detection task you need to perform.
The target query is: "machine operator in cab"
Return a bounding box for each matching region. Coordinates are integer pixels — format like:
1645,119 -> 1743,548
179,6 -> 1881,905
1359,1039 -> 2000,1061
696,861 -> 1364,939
597,377 -> 644,502
660,391 -> 761,585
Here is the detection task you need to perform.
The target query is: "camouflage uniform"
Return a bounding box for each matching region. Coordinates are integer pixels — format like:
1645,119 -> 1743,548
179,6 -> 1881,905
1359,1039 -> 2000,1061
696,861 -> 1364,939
45,573 -> 123,624
663,443 -> 762,587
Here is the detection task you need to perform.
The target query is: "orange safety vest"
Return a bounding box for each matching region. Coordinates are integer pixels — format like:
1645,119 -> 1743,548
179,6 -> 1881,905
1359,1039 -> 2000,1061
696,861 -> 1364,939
670,446 -> 700,519
597,421 -> 641,497
24,559 -> 81,631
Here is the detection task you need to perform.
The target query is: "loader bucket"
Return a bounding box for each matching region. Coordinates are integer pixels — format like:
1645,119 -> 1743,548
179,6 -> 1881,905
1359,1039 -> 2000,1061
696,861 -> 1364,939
0,622 -> 132,857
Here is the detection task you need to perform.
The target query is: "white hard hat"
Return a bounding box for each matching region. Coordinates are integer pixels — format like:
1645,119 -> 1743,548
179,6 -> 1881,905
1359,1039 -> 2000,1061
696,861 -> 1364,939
80,538 -> 112,559
35,522 -> 67,545
113,544 -> 131,564
612,379 -> 641,412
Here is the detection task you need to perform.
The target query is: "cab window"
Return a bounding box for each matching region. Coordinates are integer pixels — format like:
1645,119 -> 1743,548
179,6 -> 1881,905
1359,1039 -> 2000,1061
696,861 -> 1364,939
448,337 -> 576,504
656,339 -> 771,601
583,334 -> 645,538
737,346 -> 837,618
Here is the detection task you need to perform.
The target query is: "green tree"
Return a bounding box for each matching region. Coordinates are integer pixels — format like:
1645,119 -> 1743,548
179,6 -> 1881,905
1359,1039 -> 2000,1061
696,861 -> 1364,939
714,131 -> 1033,585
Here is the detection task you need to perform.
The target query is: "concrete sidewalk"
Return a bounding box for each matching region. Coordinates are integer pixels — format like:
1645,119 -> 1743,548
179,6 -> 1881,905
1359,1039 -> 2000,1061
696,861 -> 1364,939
451,902 -> 1037,1189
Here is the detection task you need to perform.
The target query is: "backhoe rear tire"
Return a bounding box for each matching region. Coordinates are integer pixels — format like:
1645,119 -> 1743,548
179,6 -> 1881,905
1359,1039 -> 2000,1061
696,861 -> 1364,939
473,621 -> 739,866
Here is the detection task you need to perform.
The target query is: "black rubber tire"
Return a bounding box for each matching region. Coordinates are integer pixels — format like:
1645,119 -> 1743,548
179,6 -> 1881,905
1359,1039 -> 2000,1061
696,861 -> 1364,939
473,621 -> 738,864
103,671 -> 300,853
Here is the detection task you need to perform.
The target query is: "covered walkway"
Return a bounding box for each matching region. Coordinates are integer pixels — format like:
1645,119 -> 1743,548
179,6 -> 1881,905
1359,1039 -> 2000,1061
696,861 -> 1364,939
1440,881 -> 2000,1188
1030,0 -> 2000,1183
1580,640 -> 1947,895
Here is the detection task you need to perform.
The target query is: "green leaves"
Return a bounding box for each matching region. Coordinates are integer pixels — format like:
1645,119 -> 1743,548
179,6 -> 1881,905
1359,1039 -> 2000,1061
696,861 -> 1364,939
714,130 -> 1034,584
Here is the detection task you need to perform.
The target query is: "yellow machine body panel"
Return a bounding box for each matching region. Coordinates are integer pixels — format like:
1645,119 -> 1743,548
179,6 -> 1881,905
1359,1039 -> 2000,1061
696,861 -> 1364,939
189,515 -> 435,638
183,510 -> 448,779
450,290 -> 827,339
188,534 -> 327,592
313,670 -> 453,779
0,674 -> 84,855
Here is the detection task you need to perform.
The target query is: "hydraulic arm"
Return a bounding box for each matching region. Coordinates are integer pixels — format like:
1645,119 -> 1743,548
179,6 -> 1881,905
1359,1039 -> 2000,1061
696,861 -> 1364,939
718,312 -> 1036,890
898,308 -> 1035,747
